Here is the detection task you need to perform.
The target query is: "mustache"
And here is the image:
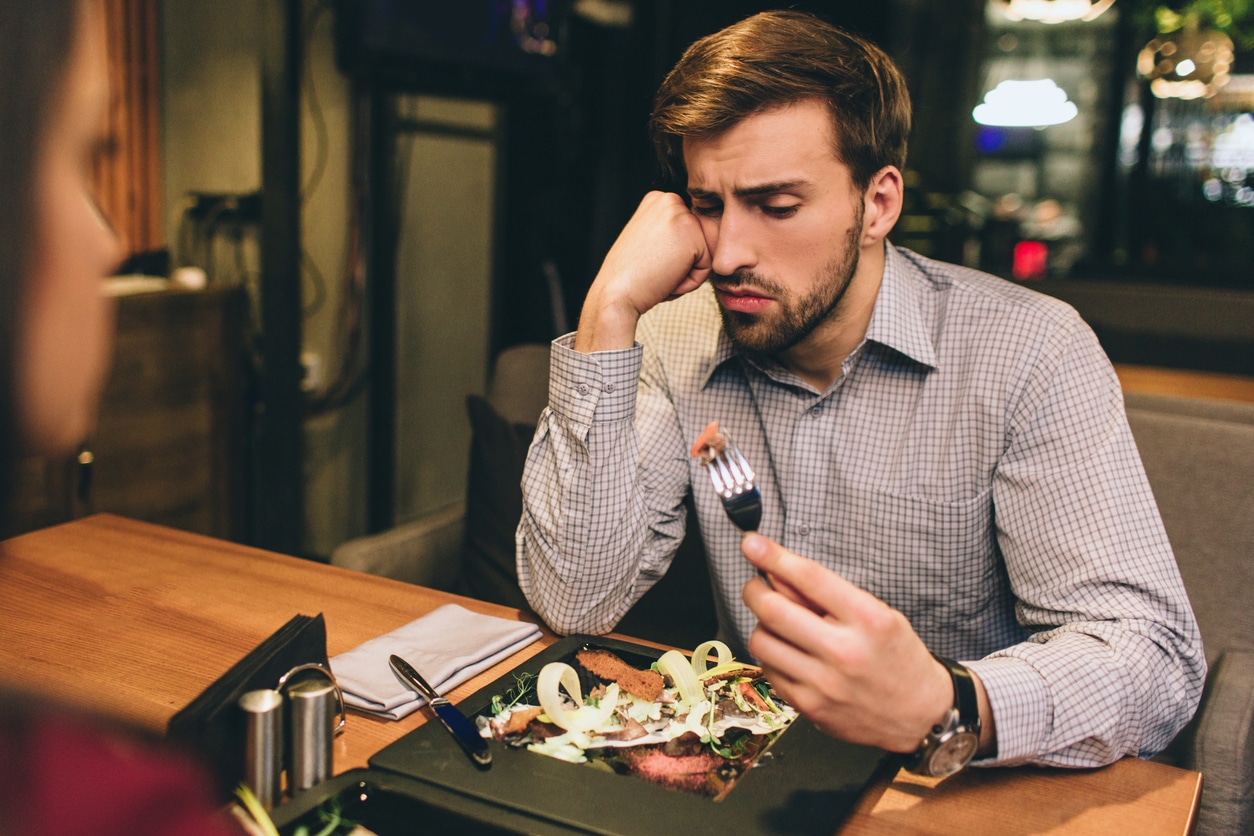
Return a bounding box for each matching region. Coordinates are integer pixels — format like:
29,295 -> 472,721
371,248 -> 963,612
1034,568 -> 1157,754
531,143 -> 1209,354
712,270 -> 785,296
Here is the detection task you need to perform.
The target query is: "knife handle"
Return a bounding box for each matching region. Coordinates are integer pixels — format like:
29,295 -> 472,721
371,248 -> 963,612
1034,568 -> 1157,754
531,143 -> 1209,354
433,700 -> 493,766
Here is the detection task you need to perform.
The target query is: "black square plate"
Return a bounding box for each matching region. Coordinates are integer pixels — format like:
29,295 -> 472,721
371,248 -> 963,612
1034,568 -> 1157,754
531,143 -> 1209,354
357,635 -> 892,835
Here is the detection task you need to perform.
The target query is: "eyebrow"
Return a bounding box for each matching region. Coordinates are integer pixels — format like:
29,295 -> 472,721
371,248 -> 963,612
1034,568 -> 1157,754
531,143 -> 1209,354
688,181 -> 809,200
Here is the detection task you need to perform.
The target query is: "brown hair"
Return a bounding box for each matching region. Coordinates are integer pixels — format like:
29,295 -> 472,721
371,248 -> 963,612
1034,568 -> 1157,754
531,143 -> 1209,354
650,10 -> 911,191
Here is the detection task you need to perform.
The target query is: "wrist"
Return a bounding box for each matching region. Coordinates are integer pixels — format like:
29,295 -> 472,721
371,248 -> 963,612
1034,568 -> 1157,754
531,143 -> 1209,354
574,292 -> 641,353
905,655 -> 982,777
908,656 -> 957,749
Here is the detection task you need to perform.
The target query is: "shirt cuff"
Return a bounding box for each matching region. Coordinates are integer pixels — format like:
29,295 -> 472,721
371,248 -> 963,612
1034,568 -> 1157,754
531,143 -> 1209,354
964,655 -> 1052,766
549,334 -> 642,426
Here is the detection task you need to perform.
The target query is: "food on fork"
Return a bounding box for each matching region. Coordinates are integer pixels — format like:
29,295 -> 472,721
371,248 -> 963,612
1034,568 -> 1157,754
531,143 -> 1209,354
690,421 -> 728,464
691,420 -> 764,535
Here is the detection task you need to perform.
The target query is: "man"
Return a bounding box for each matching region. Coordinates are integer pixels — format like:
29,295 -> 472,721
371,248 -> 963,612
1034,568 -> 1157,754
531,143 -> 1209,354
517,10 -> 1203,773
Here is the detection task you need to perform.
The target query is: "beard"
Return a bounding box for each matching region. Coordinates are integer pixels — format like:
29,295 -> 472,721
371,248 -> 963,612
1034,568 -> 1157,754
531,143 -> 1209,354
717,216 -> 864,356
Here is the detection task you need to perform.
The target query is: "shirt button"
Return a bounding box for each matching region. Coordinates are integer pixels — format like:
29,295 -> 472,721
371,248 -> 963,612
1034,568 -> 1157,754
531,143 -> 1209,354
809,405 -> 822,418
576,383 -> 590,396
603,382 -> 616,393
797,523 -> 811,537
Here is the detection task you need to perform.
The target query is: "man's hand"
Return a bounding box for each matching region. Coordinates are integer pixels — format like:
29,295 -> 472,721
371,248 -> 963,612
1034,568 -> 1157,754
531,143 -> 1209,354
574,191 -> 711,353
741,533 -> 982,754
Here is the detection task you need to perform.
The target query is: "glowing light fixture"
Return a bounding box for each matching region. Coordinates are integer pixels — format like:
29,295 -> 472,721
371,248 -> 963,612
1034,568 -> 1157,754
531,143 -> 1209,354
973,79 -> 1079,127
1138,25 -> 1234,99
994,0 -> 1115,24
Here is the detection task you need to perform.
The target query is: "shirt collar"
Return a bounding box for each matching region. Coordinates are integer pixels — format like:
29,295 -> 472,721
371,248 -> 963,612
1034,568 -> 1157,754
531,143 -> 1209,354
699,243 -> 937,389
865,244 -> 937,369
703,323 -> 741,388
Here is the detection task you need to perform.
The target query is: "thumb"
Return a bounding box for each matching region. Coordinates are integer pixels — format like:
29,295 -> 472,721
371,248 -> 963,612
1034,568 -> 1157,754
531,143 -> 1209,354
741,533 -> 819,612
742,532 -> 773,565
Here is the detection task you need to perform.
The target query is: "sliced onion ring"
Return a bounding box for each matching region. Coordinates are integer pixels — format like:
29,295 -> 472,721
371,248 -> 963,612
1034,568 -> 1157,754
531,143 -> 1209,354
690,640 -> 734,678
537,662 -> 621,732
658,649 -> 703,706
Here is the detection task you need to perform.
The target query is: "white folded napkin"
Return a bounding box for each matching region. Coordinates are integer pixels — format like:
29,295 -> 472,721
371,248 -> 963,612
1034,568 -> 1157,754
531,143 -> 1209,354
330,604 -> 543,720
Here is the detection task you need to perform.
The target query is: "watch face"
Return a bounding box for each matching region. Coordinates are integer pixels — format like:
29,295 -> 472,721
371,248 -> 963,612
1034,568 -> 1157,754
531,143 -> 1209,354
929,731 -> 979,778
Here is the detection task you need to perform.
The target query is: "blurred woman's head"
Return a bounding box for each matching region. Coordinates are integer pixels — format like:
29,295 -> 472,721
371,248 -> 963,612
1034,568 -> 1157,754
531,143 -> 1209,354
0,0 -> 121,515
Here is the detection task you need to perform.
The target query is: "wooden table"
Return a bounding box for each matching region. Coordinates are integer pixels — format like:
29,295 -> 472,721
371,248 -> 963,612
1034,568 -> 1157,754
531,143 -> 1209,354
0,515 -> 1201,834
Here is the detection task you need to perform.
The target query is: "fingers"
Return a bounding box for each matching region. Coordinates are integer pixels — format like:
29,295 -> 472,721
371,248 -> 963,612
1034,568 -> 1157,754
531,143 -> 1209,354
740,535 -> 958,752
746,616 -> 826,681
743,573 -> 844,667
576,192 -> 709,352
743,567 -> 818,614
601,192 -> 710,306
743,592 -> 854,734
668,264 -> 711,300
741,533 -> 876,624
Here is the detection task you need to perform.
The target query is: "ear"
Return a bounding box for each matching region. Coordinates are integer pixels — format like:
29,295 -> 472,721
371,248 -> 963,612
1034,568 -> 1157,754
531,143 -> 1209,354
860,166 -> 903,247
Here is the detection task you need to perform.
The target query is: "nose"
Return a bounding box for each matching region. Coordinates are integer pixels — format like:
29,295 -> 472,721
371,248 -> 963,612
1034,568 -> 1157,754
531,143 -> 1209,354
708,206 -> 757,277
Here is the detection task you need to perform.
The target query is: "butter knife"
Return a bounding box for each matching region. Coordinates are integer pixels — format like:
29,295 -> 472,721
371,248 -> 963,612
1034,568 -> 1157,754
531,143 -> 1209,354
389,654 -> 492,767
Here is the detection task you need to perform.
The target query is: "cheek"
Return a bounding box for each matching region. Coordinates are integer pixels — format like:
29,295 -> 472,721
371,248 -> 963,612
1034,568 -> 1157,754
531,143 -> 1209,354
772,218 -> 839,272
802,205 -> 862,262
17,172 -> 118,453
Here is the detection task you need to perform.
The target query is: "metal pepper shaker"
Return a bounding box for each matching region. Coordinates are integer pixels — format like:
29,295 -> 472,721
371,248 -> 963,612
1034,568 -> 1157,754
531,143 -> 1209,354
286,677 -> 336,792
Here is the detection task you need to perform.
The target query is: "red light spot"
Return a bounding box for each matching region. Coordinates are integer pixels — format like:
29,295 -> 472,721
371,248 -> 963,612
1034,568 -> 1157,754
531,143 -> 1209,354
1013,240 -> 1048,280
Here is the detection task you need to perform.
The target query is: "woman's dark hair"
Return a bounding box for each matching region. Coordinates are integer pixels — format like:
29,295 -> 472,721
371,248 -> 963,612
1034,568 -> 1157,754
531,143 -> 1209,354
650,10 -> 912,192
0,1 -> 81,524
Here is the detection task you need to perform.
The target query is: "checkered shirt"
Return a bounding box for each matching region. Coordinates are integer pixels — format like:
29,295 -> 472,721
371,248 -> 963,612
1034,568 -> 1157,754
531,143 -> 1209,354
517,243 -> 1204,766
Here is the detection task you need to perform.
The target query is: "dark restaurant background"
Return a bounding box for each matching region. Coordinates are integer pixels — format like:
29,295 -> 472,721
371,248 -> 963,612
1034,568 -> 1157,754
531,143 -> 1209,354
10,0 -> 1254,560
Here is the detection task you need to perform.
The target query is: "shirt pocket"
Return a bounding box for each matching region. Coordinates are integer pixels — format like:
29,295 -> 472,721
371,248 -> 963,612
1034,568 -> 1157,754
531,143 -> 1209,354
820,484 -> 999,634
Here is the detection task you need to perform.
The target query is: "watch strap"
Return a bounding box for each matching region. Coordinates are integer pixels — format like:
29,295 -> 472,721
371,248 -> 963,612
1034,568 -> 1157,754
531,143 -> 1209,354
939,654 -> 979,731
905,654 -> 981,774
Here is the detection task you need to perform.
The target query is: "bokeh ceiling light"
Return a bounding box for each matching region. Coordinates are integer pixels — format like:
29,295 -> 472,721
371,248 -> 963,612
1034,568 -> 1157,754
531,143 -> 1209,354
1138,25 -> 1235,99
994,0 -> 1116,24
973,79 -> 1079,126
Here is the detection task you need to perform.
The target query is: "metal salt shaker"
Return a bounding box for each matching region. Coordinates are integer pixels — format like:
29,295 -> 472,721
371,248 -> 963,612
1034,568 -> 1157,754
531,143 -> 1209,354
238,688 -> 284,809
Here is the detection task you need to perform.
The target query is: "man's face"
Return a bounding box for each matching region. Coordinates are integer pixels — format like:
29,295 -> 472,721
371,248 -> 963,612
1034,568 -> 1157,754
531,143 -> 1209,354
684,99 -> 866,355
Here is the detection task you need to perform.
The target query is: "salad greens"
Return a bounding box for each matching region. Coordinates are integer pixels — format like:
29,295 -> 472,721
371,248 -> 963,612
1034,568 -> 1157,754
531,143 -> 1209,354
479,641 -> 797,801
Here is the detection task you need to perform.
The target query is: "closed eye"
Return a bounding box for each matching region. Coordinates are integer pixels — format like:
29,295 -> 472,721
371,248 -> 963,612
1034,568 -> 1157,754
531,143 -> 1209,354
692,203 -> 722,218
761,204 -> 798,218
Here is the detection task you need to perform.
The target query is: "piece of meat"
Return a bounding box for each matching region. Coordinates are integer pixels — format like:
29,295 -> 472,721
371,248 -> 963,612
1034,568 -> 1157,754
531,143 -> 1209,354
599,712 -> 649,741
690,421 -> 727,463
527,719 -> 566,741
703,666 -> 764,685
497,705 -> 542,736
615,744 -> 726,794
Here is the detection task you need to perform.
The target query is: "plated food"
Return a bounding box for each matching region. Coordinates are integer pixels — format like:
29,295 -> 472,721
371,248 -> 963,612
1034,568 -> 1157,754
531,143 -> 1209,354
477,641 -> 797,800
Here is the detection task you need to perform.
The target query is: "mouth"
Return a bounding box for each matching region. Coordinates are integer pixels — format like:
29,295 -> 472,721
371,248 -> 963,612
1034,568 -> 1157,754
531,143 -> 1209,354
714,285 -> 774,315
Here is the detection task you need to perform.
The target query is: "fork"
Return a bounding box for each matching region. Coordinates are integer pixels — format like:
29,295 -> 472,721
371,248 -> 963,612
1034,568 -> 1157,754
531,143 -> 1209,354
703,431 -> 763,533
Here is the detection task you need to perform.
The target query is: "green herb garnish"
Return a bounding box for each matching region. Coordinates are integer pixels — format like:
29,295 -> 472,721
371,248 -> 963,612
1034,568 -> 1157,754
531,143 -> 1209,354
490,671 -> 536,715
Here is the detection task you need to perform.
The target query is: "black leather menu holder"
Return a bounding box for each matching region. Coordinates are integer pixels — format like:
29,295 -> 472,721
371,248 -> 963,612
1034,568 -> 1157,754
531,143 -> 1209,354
167,612 -> 330,798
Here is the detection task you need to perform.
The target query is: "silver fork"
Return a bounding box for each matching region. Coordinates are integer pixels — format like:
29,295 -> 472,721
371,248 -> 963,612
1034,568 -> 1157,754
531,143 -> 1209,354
704,431 -> 763,533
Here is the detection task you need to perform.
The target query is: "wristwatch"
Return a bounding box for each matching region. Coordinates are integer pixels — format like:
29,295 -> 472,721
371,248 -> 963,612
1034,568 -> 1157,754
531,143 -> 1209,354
906,654 -> 981,778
